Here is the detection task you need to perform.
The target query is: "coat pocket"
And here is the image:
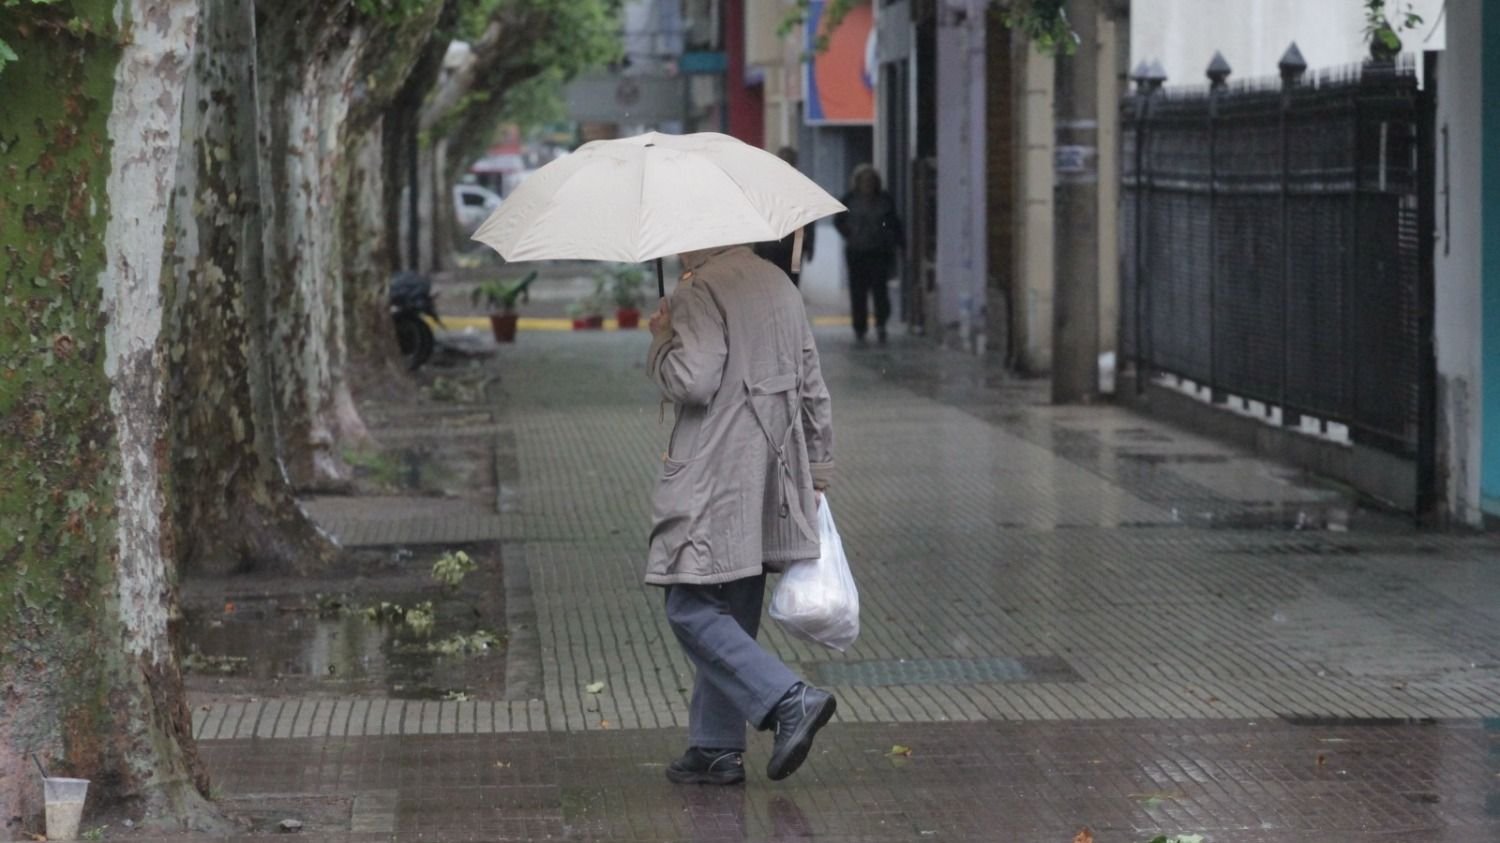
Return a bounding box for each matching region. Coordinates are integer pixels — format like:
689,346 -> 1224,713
666,405 -> 708,463
649,454 -> 710,571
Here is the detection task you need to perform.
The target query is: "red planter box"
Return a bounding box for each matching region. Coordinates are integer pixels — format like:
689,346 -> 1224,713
616,307 -> 641,329
489,312 -> 518,343
573,316 -> 605,331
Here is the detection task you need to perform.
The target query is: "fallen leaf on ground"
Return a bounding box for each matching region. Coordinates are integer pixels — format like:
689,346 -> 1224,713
1072,827 -> 1094,843
1131,791 -> 1181,810
585,681 -> 605,694
885,744 -> 913,757
600,719 -> 612,729
1316,752 -> 1327,767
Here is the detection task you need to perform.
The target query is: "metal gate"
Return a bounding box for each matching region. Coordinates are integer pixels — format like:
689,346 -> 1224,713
1121,53 -> 1433,471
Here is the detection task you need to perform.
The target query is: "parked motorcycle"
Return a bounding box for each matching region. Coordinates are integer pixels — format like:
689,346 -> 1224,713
389,271 -> 441,370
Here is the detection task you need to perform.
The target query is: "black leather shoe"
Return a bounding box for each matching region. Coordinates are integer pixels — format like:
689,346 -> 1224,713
665,747 -> 745,785
766,683 -> 836,781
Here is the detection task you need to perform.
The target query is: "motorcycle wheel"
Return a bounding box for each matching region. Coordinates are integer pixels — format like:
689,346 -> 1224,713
394,313 -> 435,370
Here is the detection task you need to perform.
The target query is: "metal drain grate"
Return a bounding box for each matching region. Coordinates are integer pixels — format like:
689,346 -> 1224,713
804,656 -> 1081,687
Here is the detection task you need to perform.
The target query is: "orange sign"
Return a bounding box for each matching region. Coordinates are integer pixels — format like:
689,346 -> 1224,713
805,1 -> 874,125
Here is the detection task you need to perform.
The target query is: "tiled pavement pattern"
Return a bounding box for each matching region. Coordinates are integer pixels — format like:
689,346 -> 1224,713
174,329 -> 1500,839
182,719 -> 1500,841
197,330 -> 1500,739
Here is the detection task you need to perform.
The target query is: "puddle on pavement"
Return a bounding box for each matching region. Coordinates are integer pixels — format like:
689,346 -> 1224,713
182,547 -> 506,700
1118,452 -> 1233,464
1199,504 -> 1351,530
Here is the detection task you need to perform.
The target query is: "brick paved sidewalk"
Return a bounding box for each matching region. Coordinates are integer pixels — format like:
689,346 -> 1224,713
178,327 -> 1500,840
177,718 -> 1499,842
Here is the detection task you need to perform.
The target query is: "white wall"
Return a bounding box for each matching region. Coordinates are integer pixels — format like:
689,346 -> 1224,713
935,14 -> 988,348
1434,0 -> 1485,526
1131,0 -> 1447,83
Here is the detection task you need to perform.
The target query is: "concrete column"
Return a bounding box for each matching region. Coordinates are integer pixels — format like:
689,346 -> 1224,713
1052,0 -> 1102,402
1434,0 -> 1486,525
1095,7 -> 1127,377
1016,39 -> 1056,374
1483,0 -> 1500,517
934,10 -> 989,351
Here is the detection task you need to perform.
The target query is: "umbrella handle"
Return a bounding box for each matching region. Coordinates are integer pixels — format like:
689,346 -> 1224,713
656,258 -> 665,299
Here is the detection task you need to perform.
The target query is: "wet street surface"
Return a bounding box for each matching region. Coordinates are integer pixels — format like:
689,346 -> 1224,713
174,325 -> 1500,841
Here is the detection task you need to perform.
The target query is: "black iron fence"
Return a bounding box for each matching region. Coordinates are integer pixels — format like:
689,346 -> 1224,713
1120,48 -> 1433,461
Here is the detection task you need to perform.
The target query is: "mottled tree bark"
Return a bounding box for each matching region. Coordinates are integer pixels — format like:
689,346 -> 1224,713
166,0 -> 338,576
256,0 -> 369,489
341,119 -> 400,374
341,1 -> 448,376
0,1 -> 229,834
257,0 -> 452,487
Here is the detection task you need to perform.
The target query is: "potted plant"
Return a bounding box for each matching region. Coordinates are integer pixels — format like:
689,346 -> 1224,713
569,279 -> 608,330
471,271 -> 538,343
1362,0 -> 1422,62
609,265 -> 647,329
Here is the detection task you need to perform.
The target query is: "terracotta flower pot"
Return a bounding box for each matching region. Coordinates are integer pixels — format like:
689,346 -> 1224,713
489,312 -> 519,343
585,315 -> 605,330
616,307 -> 641,329
571,318 -> 589,331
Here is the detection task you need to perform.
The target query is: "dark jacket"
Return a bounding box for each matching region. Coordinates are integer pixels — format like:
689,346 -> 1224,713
754,224 -> 817,282
834,191 -> 904,255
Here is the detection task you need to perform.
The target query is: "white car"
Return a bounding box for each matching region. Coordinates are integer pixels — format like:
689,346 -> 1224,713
453,184 -> 502,234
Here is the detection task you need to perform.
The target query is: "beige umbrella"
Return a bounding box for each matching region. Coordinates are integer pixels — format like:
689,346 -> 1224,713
470,131 -> 845,295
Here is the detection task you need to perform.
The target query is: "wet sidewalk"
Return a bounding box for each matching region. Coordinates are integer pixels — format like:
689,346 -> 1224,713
180,327 -> 1500,841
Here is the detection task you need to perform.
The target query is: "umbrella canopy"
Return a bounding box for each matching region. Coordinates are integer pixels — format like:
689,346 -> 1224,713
470,132 -> 845,264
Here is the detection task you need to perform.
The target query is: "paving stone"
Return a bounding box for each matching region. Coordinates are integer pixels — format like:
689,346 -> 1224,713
349,700 -> 370,738
182,328 -> 1500,837
254,700 -> 280,739
198,703 -> 219,740
234,701 -> 258,739
172,719 -> 1500,842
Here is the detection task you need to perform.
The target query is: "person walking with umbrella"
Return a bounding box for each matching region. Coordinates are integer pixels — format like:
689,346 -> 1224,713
469,132 -> 846,785
645,243 -> 838,785
834,164 -> 904,345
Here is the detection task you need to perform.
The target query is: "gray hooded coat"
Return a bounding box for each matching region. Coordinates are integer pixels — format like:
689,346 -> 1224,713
644,245 -> 835,586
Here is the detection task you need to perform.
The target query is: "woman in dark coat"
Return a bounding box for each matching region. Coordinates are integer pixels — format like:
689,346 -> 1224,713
833,164 -> 903,344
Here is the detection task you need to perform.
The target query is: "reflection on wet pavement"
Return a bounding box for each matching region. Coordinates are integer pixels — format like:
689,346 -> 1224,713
175,719 -> 1500,841
170,328 -> 1500,841
183,545 -> 507,701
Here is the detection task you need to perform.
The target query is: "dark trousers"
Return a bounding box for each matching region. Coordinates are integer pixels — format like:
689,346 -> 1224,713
664,575 -> 800,751
846,250 -> 893,338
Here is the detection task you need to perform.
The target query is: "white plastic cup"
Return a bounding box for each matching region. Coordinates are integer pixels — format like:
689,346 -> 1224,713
42,777 -> 89,841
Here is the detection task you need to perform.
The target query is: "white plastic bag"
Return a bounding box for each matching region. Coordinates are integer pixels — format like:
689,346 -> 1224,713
770,499 -> 859,651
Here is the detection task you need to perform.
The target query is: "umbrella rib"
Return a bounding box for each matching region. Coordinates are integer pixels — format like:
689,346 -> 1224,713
710,164 -> 785,241
635,144 -> 650,263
